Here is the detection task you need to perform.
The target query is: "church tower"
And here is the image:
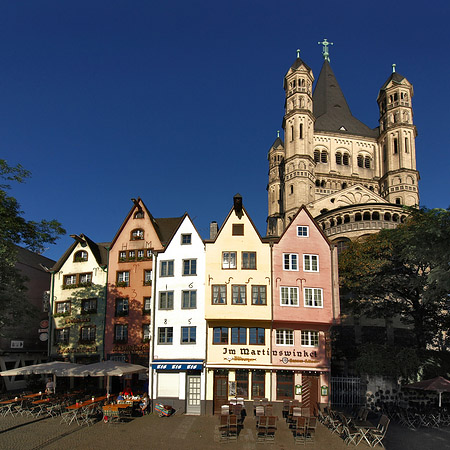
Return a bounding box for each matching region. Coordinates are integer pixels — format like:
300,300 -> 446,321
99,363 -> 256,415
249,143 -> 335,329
377,66 -> 420,206
282,50 -> 316,223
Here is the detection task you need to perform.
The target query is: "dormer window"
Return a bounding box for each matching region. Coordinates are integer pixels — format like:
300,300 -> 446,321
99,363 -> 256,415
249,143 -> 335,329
134,211 -> 144,219
74,250 -> 88,262
131,229 -> 144,240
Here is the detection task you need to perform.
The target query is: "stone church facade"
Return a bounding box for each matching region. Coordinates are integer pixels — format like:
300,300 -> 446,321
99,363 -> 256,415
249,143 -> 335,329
267,47 -> 420,249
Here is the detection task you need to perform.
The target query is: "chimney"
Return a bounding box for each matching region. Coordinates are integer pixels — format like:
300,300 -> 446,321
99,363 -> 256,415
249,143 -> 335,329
210,221 -> 218,240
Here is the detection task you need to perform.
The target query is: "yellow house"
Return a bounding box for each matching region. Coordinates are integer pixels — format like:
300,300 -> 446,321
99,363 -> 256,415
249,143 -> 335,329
204,194 -> 272,414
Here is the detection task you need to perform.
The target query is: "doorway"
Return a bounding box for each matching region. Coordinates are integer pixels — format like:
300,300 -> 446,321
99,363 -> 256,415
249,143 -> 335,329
302,375 -> 319,416
213,370 -> 228,414
186,375 -> 201,415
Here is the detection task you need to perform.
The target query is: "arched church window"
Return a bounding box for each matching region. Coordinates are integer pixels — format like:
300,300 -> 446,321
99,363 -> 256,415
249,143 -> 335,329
344,215 -> 350,224
395,198 -> 402,205
405,137 -> 409,153
355,213 -> 362,222
299,123 -> 303,139
393,138 -> 398,154
330,219 -> 335,227
321,180 -> 326,188
314,150 -> 320,162
342,182 -> 347,189
321,151 -> 328,163
343,153 -> 349,165
290,185 -> 294,195
363,212 -> 371,221
357,155 -> 363,168
384,212 -> 391,221
336,152 -> 342,165
315,180 -> 320,187
393,214 -> 399,222
369,186 -> 374,191
364,157 -> 371,169
400,215 -> 406,223
372,212 -> 380,220
291,126 -> 294,141
336,216 -> 342,225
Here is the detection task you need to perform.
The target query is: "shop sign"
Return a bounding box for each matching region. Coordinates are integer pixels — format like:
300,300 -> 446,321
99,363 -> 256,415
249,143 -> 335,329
65,317 -> 91,324
57,346 -> 97,354
152,363 -> 202,370
321,385 -> 329,396
113,344 -> 149,354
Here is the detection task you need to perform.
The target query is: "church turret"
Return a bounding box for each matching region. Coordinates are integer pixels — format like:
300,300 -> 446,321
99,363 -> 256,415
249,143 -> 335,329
377,65 -> 419,206
282,49 -> 316,223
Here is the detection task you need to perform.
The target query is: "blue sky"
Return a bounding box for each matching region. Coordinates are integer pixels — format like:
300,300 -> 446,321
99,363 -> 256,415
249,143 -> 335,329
2,0 -> 449,261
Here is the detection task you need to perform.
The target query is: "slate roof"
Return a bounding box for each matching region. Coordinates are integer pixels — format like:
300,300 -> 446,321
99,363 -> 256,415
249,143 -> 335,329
153,216 -> 185,247
380,71 -> 405,90
270,136 -> 284,149
15,246 -> 55,272
312,60 -> 378,138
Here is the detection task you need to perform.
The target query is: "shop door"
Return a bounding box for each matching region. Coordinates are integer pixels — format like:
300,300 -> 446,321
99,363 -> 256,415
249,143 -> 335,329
302,375 -> 319,416
213,370 -> 228,414
186,375 -> 201,415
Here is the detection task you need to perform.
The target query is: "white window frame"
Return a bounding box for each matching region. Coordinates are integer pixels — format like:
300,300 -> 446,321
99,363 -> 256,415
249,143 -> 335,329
280,286 -> 299,306
283,253 -> 298,271
117,271 -> 130,285
143,324 -> 150,340
304,287 -> 323,308
297,226 -> 309,237
222,251 -> 237,269
276,329 -> 294,346
303,254 -> 319,272
301,330 -> 319,347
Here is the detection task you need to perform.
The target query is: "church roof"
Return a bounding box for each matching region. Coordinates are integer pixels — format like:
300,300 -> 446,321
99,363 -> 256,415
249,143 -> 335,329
380,71 -> 405,90
271,136 -> 284,149
289,56 -> 312,73
313,60 -> 378,138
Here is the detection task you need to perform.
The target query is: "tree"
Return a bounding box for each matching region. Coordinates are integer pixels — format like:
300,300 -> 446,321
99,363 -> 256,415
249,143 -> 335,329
0,160 -> 65,331
339,207 -> 450,352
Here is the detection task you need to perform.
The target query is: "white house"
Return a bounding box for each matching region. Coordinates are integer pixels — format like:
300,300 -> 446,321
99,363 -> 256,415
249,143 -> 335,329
150,214 -> 206,414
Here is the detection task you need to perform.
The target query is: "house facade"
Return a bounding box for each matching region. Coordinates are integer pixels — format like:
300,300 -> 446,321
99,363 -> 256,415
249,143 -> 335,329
271,206 -> 339,413
49,235 -> 108,364
150,214 -> 206,414
204,194 -> 272,414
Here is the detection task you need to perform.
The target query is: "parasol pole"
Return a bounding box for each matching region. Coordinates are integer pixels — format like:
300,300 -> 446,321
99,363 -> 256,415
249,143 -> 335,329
53,373 -> 57,393
438,391 -> 442,408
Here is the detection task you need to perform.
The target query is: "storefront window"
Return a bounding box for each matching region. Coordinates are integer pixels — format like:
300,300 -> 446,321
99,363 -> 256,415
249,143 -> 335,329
276,371 -> 294,399
252,370 -> 265,398
236,369 -> 249,399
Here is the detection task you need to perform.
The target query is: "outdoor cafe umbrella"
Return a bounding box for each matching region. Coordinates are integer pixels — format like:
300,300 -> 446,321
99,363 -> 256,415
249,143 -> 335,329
404,376 -> 450,407
0,361 -> 82,391
55,360 -> 148,394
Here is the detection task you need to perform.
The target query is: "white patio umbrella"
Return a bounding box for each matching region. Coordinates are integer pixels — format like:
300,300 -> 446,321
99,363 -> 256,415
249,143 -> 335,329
0,361 -> 82,391
55,360 -> 148,394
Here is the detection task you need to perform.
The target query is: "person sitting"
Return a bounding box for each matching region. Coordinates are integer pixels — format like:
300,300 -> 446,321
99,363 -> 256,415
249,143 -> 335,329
139,393 -> 149,415
124,385 -> 133,397
45,378 -> 55,395
117,392 -> 124,402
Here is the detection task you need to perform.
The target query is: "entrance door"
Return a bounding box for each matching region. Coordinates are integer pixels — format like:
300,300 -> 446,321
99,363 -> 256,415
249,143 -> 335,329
213,370 -> 228,414
186,375 -> 201,415
302,375 -> 319,416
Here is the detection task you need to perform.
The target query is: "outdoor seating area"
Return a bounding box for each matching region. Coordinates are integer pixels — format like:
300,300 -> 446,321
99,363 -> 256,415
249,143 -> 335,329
218,402 -> 247,442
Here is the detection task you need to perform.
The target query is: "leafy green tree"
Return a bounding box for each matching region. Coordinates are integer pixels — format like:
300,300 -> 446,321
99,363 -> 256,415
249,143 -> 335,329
0,160 -> 65,332
339,207 -> 450,351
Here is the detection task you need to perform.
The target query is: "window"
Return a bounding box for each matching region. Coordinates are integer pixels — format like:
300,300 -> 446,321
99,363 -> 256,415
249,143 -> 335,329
251,286 -> 266,305
137,249 -> 145,259
134,211 -> 144,219
81,298 -> 97,313
343,153 -> 349,165
303,254 -> 319,272
182,290 -> 197,309
115,298 -> 129,316
144,270 -> 152,286
212,285 -> 226,304
242,252 -> 256,269
181,326 -> 196,344
64,274 -> 77,286
301,330 -> 319,347
143,324 -> 150,341
299,123 -> 303,139
160,260 -> 174,277
80,326 -> 96,342
249,327 -> 265,345
222,252 -> 236,269
357,155 -> 364,168
231,327 -> 247,344
55,301 -> 70,314
304,288 -> 323,308
232,285 -> 246,305
74,250 -> 88,262
182,259 -> 197,275
128,250 -> 135,260
232,224 -> 244,236
336,152 -> 342,165
114,324 -> 128,342
236,369 -> 249,399
297,226 -> 309,237
159,291 -> 174,310
252,370 -> 265,398
158,327 -> 173,345
79,273 -> 92,285
314,149 -> 320,162
283,253 -> 298,271
119,251 -> 126,261
364,156 -> 371,169
181,234 -> 192,245
276,329 -> 294,345
131,228 -> 144,240
116,271 -> 130,287
143,297 -> 151,313
55,328 -> 69,344
277,371 -> 294,399
321,150 -> 328,163
281,287 -> 298,306
213,327 -> 228,344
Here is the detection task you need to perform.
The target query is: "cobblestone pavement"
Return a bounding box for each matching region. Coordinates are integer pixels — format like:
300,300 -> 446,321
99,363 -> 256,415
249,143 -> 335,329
1,412 -> 450,449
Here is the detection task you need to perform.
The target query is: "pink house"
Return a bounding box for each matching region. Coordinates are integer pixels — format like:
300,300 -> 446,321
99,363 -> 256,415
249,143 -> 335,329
271,206 -> 340,412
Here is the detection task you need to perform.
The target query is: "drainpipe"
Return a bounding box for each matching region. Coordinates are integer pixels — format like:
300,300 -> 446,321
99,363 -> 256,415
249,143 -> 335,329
150,250 -> 158,408
269,240 -> 274,402
102,247 -> 110,362
47,271 -> 56,359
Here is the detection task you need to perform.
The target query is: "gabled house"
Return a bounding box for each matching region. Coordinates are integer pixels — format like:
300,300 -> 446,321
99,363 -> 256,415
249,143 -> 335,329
271,206 -> 340,413
204,194 -> 272,414
49,234 -> 108,364
150,213 -> 206,414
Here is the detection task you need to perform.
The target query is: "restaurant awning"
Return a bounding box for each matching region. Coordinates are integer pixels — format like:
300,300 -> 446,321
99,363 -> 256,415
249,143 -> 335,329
0,361 -> 81,376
